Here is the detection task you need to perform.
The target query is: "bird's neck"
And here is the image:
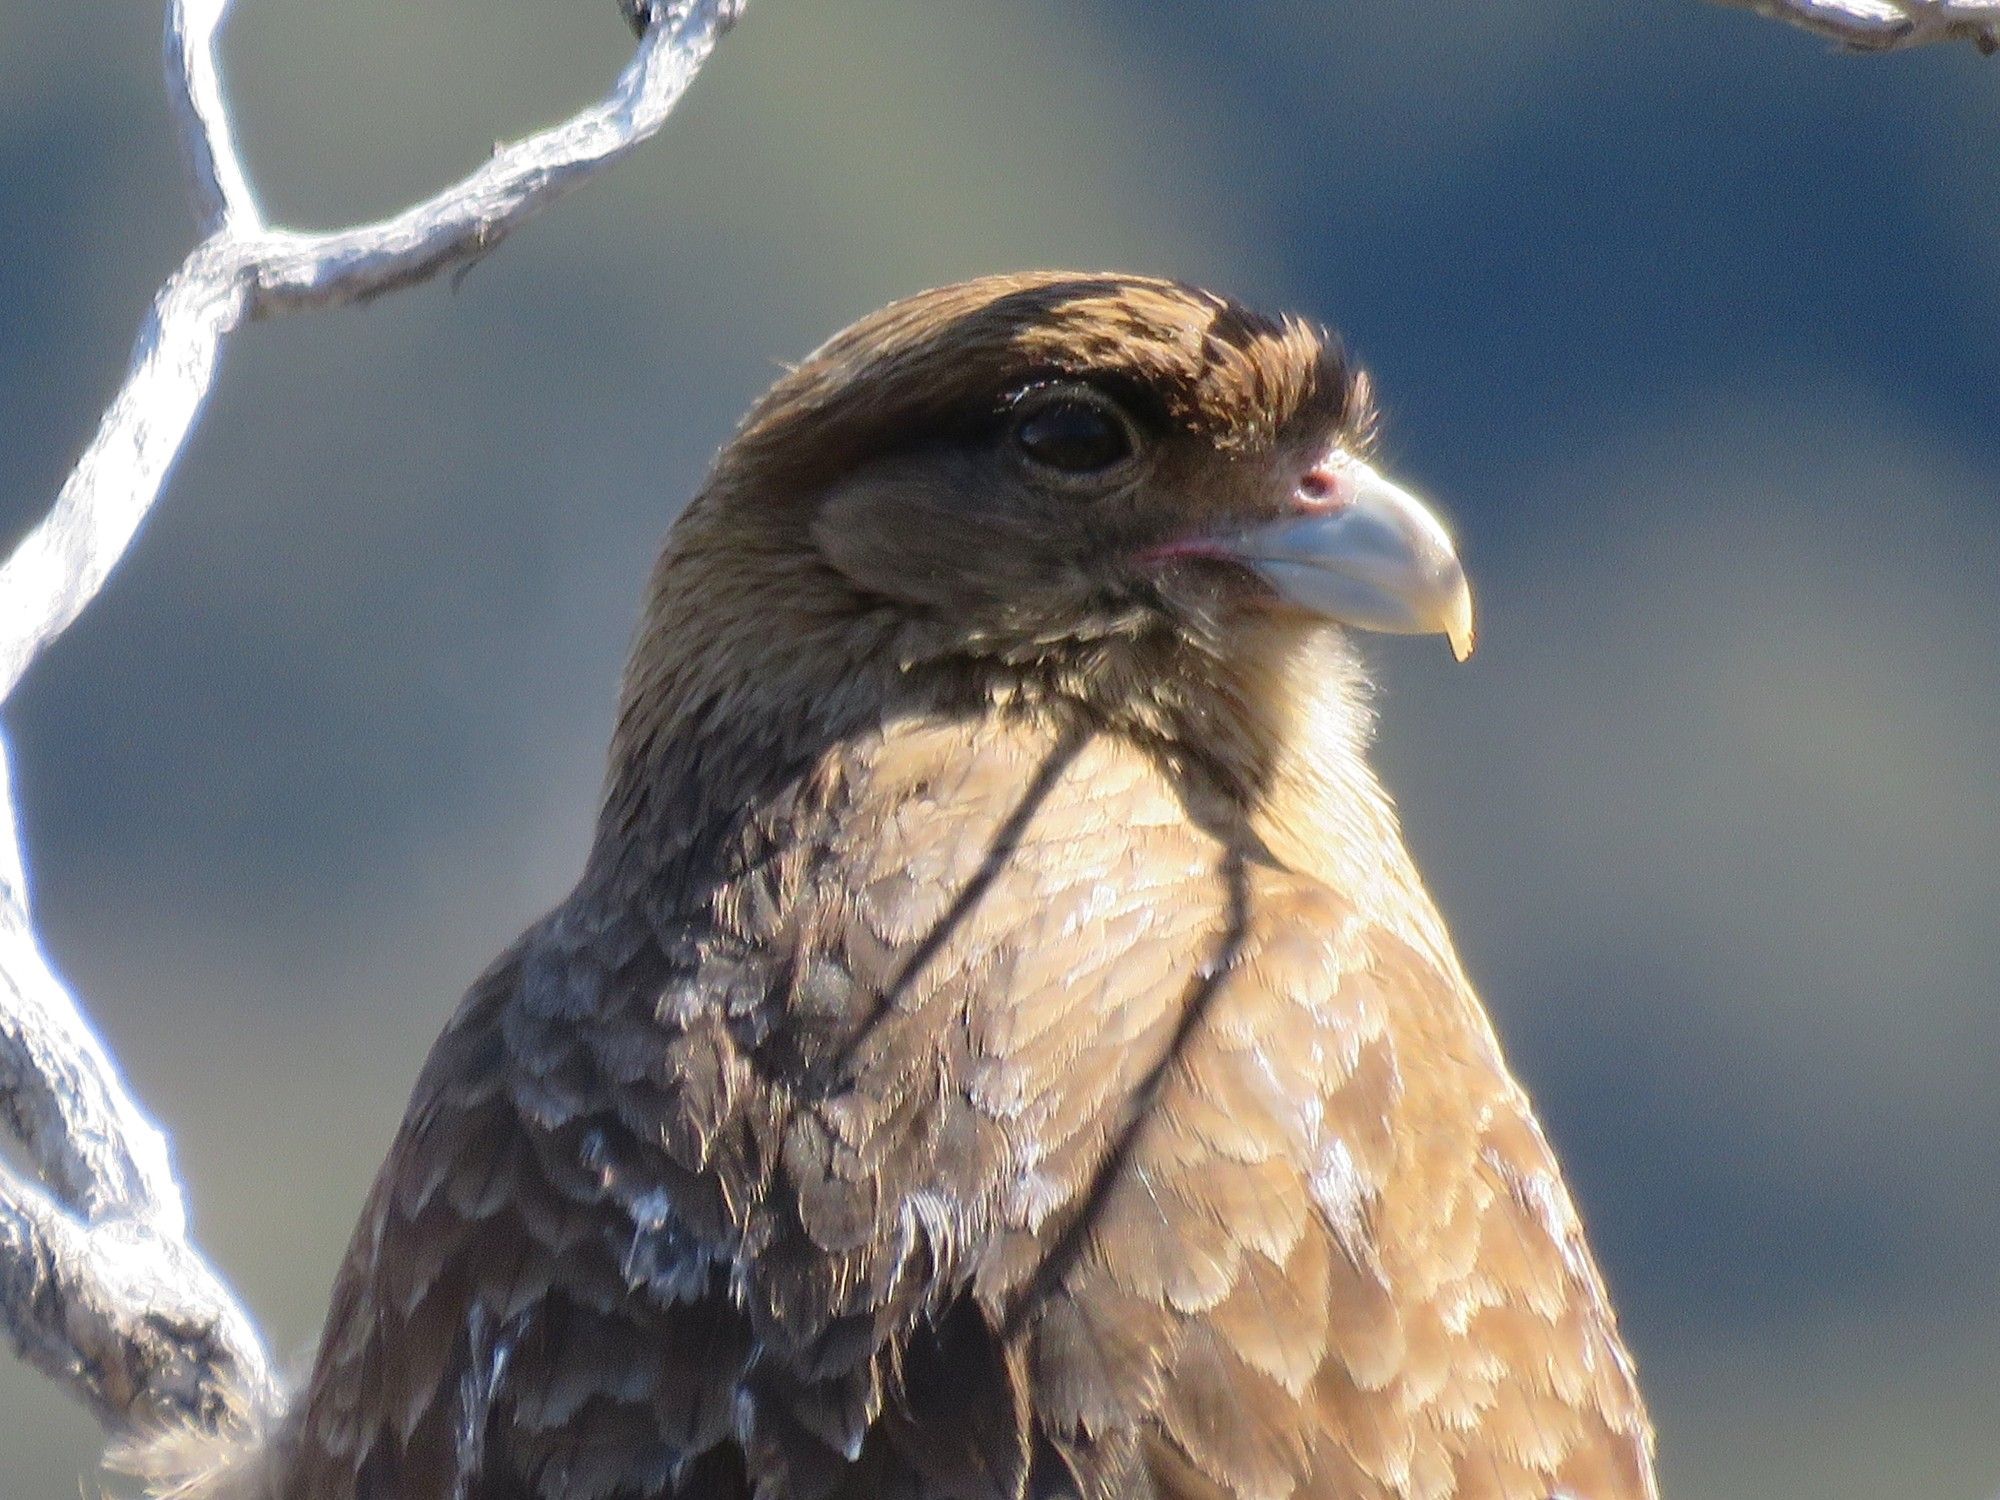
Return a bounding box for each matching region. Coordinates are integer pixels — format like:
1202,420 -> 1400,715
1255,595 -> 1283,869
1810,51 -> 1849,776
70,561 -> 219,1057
1195,631 -> 1464,980
595,551 -> 1461,979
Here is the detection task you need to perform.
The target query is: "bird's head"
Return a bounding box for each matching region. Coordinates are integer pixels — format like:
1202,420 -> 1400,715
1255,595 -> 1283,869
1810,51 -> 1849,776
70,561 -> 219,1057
617,273 -> 1472,811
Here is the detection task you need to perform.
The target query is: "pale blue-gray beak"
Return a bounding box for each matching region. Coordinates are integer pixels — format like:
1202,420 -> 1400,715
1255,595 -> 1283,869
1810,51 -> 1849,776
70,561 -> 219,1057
1226,455 -> 1476,661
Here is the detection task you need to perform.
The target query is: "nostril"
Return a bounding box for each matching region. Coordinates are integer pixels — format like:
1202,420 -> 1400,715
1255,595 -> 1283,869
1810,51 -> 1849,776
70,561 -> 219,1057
1297,467 -> 1343,510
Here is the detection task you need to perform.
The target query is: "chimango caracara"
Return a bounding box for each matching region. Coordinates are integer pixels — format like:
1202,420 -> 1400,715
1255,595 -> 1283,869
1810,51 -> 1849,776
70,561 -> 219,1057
171,273 -> 1659,1500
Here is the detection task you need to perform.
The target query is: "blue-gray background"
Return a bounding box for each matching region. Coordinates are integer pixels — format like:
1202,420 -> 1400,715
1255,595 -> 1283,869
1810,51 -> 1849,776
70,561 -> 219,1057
3,2 -> 1996,1494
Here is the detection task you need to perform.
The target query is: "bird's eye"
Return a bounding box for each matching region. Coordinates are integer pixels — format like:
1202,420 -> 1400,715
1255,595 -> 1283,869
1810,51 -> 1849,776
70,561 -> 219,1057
1011,390 -> 1135,476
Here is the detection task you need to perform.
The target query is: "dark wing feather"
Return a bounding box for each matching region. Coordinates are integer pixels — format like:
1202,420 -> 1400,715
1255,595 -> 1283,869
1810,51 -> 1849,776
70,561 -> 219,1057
288,917 -> 758,1500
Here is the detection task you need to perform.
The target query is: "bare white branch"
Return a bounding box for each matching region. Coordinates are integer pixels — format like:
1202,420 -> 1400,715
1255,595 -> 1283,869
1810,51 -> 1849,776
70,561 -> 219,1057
0,1163 -> 278,1438
250,6 -> 743,314
1,729 -> 281,1437
0,245 -> 248,705
0,0 -> 746,1466
166,0 -> 259,231
0,749 -> 184,1230
0,0 -> 743,705
1713,0 -> 2000,51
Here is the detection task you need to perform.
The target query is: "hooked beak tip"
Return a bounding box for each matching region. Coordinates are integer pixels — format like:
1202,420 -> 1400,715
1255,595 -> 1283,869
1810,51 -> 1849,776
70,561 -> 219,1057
1446,582 -> 1477,662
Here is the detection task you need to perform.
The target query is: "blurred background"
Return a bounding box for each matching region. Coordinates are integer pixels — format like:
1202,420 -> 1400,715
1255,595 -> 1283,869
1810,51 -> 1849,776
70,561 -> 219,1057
2,1 -> 1996,1494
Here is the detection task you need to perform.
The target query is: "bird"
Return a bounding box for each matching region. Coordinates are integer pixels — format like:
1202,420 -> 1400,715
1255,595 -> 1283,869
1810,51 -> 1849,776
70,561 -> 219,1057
151,271 -> 1656,1500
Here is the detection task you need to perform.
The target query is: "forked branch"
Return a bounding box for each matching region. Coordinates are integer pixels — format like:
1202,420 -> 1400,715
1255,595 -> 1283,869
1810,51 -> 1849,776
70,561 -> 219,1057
0,0 -> 745,1465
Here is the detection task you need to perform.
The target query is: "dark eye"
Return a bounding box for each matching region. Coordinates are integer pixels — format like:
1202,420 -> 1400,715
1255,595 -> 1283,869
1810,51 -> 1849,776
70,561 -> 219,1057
1012,390 -> 1135,475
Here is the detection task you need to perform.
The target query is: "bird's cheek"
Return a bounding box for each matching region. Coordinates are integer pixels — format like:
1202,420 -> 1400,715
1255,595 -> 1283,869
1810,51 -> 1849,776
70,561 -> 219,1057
812,483 -> 963,609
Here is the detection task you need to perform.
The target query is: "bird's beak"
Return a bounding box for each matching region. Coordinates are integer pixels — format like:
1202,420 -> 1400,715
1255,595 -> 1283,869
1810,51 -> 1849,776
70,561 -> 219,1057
1222,455 -> 1476,661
